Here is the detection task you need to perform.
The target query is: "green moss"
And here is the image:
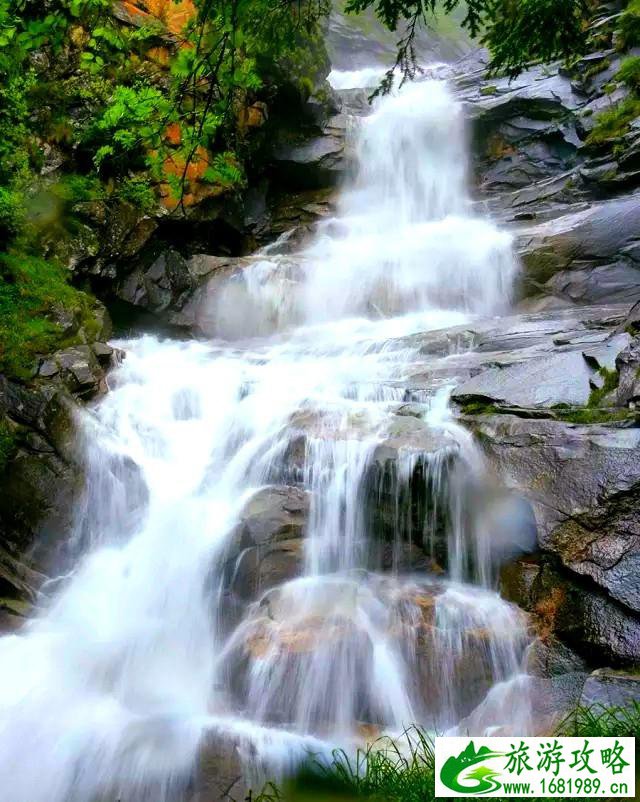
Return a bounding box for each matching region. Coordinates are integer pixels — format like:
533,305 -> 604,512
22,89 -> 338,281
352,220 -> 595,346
616,55 -> 640,90
584,58 -> 610,82
587,366 -> 619,407
459,400 -> 502,416
480,84 -> 498,96
554,407 -> 633,424
0,251 -> 96,379
586,96 -> 640,146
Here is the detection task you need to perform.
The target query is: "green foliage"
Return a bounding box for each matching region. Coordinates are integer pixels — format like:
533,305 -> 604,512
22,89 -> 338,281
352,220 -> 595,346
616,55 -> 640,90
254,707 -> 640,802
554,407 -> 633,424
586,96 -> 640,145
0,252 -> 95,379
587,366 -> 619,407
344,0 -> 591,83
617,0 -> 640,51
117,176 -> 156,212
559,701 -> 640,738
0,186 -> 25,241
90,84 -> 171,171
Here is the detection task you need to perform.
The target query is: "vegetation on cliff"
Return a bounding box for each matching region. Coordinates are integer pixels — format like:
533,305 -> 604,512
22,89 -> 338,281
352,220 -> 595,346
0,0 -> 330,381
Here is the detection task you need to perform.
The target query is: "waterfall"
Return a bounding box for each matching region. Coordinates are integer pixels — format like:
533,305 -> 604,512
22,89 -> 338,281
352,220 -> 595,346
0,79 -> 534,802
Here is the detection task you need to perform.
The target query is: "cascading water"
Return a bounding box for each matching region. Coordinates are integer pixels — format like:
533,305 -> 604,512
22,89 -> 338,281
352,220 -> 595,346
0,79 -> 535,802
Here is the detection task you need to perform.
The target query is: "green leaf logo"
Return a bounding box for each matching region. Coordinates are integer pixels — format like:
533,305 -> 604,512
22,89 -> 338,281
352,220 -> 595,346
440,741 -> 505,795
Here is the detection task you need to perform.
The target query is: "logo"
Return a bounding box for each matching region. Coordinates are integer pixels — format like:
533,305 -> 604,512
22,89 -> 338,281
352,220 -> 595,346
435,737 -> 636,798
440,741 -> 504,795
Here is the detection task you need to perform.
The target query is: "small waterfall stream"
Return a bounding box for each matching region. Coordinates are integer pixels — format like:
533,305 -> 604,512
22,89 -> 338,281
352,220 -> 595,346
0,79 -> 536,801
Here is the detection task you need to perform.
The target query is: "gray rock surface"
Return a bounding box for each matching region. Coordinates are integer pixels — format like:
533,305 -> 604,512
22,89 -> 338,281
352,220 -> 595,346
501,557 -> 640,664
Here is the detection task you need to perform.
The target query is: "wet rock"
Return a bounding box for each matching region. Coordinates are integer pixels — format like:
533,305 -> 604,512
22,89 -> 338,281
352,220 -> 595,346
580,669 -> 640,709
272,114 -> 348,190
54,345 -> 103,396
475,415 -> 640,614
517,195 -> 640,305
372,415 -> 460,465
116,248 -> 196,316
222,487 -> 310,604
187,733 -> 247,802
234,486 -> 310,549
453,333 -> 628,409
454,351 -> 596,408
616,336 -> 640,406
501,557 -> 640,664
528,674 -> 589,732
467,66 -> 585,195
524,636 -> 587,678
230,539 -> 305,602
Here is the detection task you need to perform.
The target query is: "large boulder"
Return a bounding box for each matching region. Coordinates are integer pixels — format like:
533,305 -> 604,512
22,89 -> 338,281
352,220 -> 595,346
516,195 -> 640,305
580,669 -> 640,710
0,302 -> 118,629
452,339 -> 628,409
472,415 -> 640,611
187,732 -> 247,802
0,380 -> 83,626
221,486 -> 310,606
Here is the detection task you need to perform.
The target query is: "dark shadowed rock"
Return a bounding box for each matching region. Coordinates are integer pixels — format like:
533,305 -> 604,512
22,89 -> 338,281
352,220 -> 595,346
272,114 -> 348,189
501,557 -> 640,664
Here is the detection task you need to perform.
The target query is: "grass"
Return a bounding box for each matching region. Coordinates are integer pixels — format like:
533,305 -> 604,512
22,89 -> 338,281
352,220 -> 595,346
617,0 -> 640,51
553,408 -> 633,424
616,56 -> 640,91
586,96 -> 640,146
253,705 -> 640,802
0,251 -> 98,380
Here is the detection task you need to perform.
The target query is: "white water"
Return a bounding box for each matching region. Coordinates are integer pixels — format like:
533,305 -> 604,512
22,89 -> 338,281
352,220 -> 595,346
0,80 -> 533,801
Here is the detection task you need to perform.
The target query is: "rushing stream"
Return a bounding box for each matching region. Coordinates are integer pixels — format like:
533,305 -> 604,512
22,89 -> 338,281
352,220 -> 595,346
0,79 -> 536,801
